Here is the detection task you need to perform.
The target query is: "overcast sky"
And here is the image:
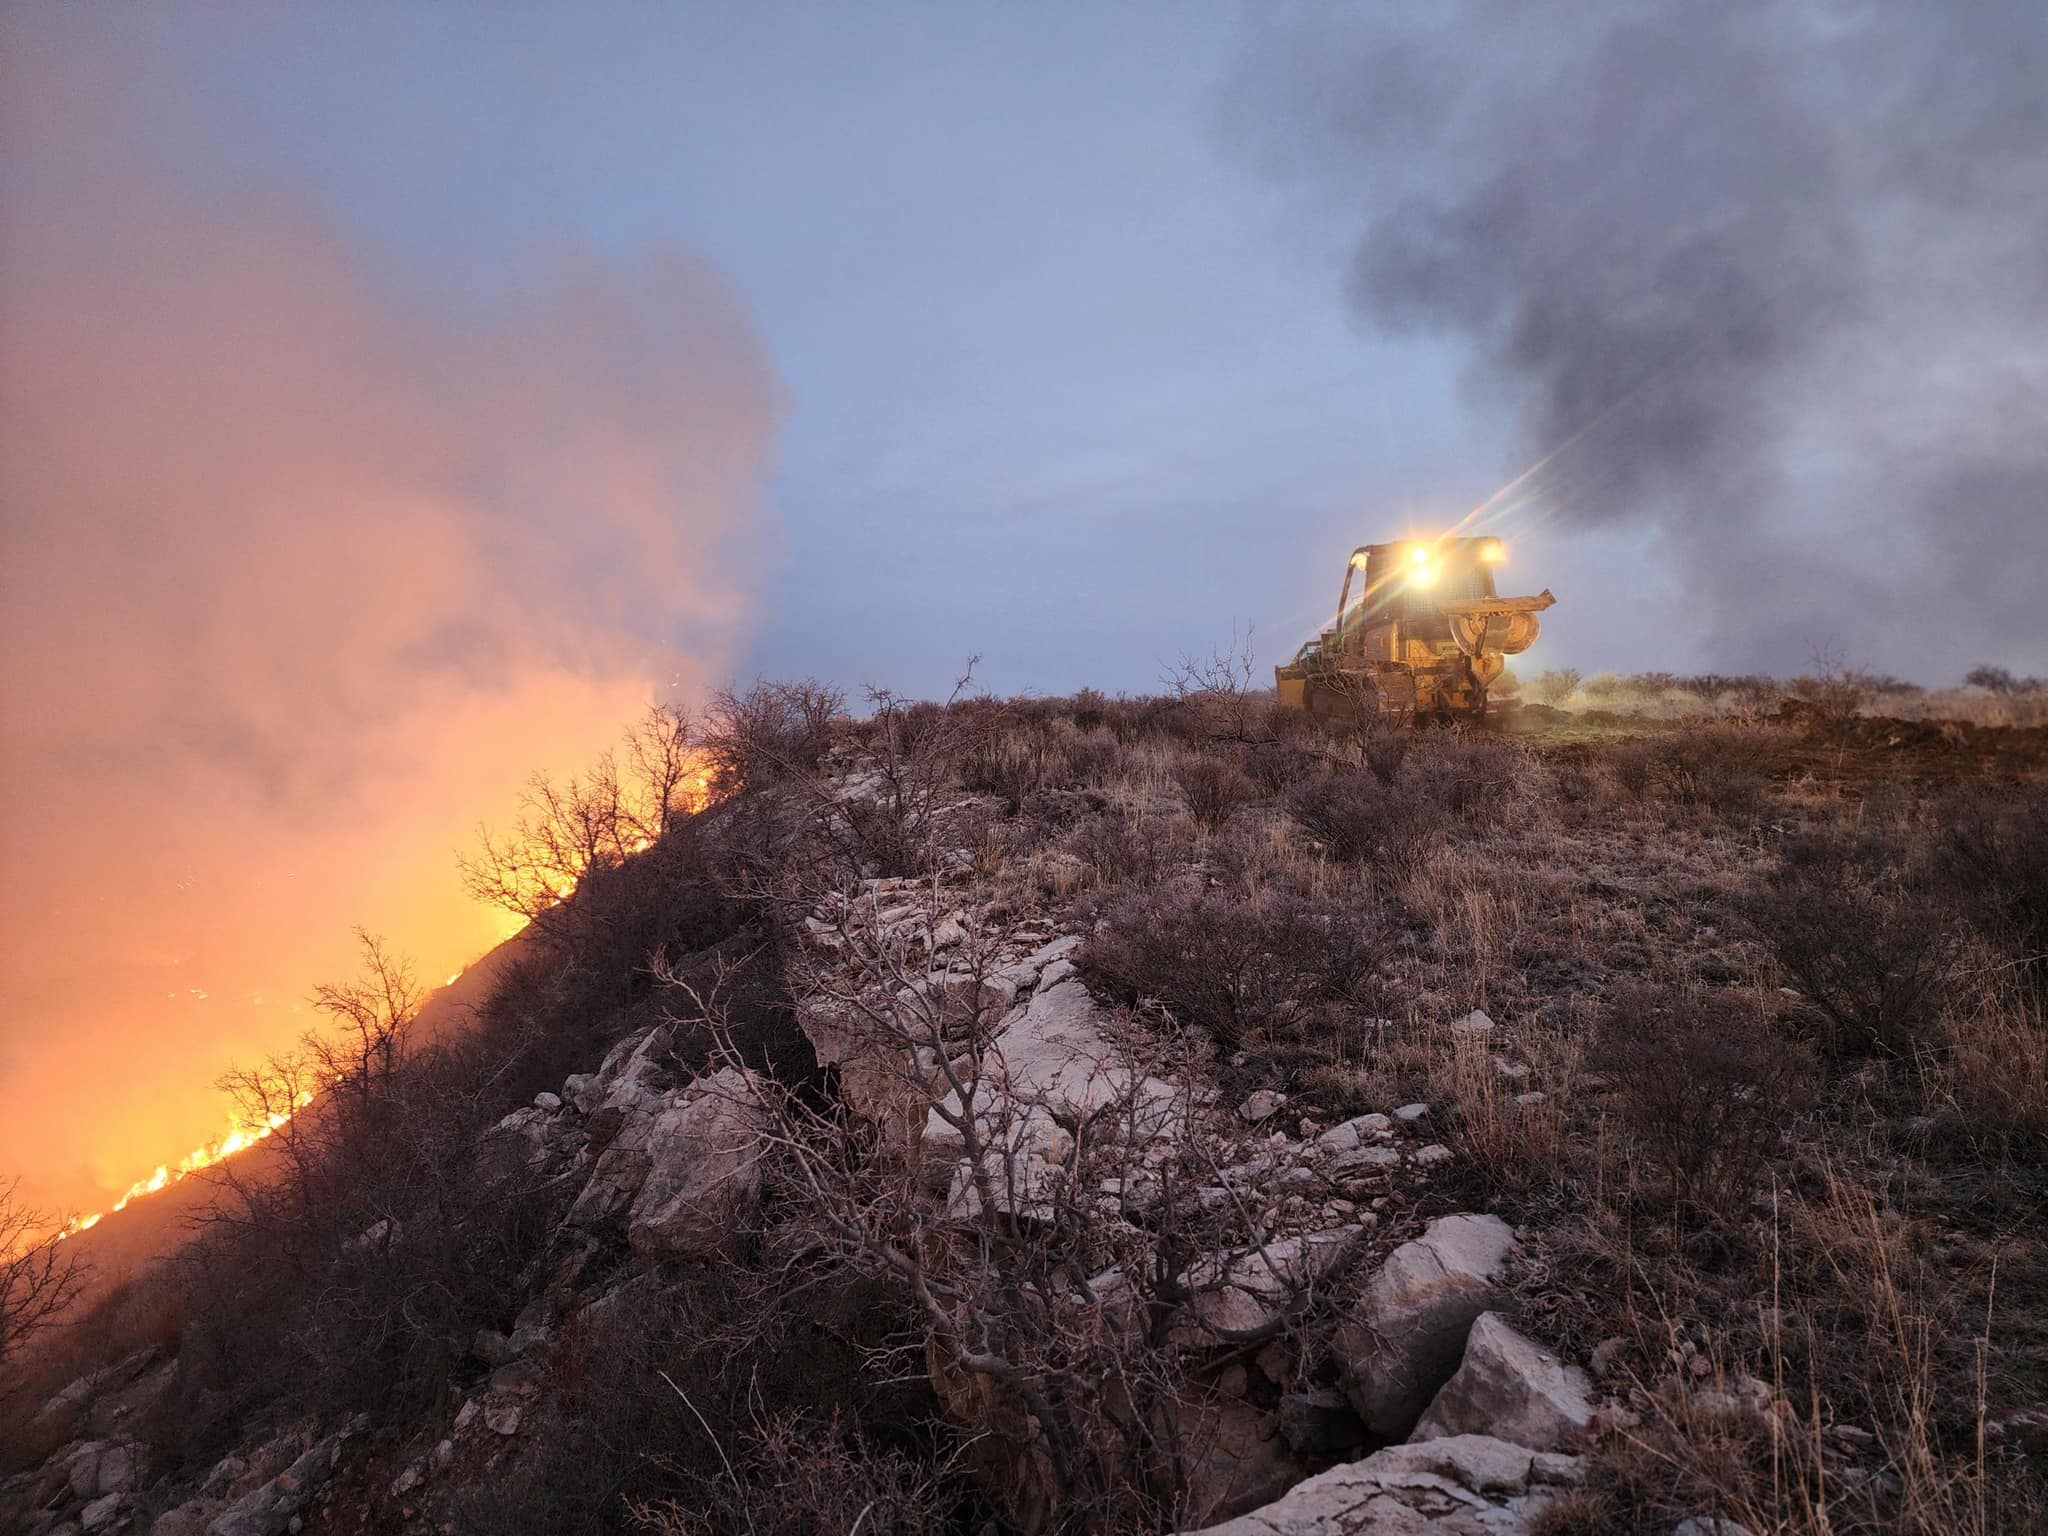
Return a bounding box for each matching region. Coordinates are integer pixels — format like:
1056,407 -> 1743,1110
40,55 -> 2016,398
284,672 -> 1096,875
51,2 -> 1718,699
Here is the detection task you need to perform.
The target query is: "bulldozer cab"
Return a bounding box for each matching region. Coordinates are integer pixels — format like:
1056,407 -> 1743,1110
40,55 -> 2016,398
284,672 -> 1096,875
1339,538 -> 1503,641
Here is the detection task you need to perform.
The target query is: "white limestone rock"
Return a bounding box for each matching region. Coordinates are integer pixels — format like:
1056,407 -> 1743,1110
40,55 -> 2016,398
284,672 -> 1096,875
1449,1009 -> 1497,1040
1315,1113 -> 1394,1154
1174,1433 -> 1581,1535
1336,1213 -> 1519,1439
1414,1312 -> 1596,1452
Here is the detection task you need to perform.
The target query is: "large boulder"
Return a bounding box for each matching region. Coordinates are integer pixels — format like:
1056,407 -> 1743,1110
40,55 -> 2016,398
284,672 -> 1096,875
65,1442 -> 138,1501
480,1104 -> 585,1182
798,993 -> 936,1153
1414,1313 -> 1595,1453
1175,1433 -> 1581,1536
565,1102 -> 664,1226
1335,1214 -> 1517,1440
208,1429 -> 348,1536
149,1501 -> 223,1536
586,1026 -> 677,1124
1080,1227 -> 1357,1347
1315,1113 -> 1394,1155
925,979 -> 1182,1151
626,1068 -> 768,1260
1179,1228 -> 1359,1343
1277,1389 -> 1369,1461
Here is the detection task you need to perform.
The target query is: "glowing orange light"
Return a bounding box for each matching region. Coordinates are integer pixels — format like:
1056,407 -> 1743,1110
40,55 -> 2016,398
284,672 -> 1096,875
51,749 -> 726,1246
57,1091 -> 316,1240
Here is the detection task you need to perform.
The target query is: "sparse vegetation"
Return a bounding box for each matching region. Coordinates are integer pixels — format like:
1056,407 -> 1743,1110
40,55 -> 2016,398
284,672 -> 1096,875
1595,984 -> 1818,1221
1079,873 -> 1390,1055
9,674 -> 2047,1536
1742,829 -> 1954,1057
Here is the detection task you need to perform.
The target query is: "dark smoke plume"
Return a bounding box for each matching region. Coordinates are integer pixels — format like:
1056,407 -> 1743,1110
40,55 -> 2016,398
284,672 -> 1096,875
1233,3 -> 2048,676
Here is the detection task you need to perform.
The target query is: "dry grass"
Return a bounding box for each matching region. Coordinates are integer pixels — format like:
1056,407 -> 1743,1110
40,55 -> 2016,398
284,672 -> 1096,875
20,684 -> 2046,1533
1019,694 -> 2047,1532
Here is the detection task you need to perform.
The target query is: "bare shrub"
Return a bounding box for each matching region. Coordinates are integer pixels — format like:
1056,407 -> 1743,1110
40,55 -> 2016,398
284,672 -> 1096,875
1966,664 -> 2024,694
1932,986 -> 2048,1149
1608,741 -> 1656,800
699,678 -> 845,793
1930,785 -> 2048,1005
1078,876 -> 1388,1052
1789,643 -> 1873,724
671,892 -> 1374,1532
461,702 -> 708,955
1172,754 -> 1255,831
1360,722 -> 1410,787
1406,734 -> 1524,819
1163,626 -> 1269,742
1245,739 -> 1324,796
1655,724 -> 1775,818
1533,667 -> 1583,706
1282,770 -> 1445,882
162,935 -> 566,1451
1547,759 -> 1609,827
1097,694 -> 1204,746
1742,831 -> 1954,1057
1420,1020 -> 1574,1200
834,668 -> 996,877
1061,731 -> 1124,787
628,1418 -> 961,1536
1063,812 -> 1169,891
1597,986 -> 1818,1221
1680,672 -> 1782,709
961,718 -> 1055,814
0,1179 -> 88,1371
452,1260 -> 957,1536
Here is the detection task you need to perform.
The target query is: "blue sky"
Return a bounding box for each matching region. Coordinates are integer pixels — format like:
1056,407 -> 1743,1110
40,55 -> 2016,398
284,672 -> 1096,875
102,2 -> 1681,699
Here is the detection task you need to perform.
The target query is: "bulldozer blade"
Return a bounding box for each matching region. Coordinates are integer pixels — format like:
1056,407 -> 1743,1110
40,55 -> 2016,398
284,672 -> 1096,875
1442,589 -> 1555,659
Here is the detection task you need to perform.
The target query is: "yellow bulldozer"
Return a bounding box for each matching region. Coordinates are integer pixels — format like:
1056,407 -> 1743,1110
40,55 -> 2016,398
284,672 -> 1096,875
1276,536 -> 1554,724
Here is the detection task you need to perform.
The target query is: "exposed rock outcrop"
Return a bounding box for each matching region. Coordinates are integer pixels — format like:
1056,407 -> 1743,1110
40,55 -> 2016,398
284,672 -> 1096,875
626,1067 -> 768,1259
1413,1312 -> 1595,1453
207,1426 -> 352,1536
1175,1433 -> 1582,1535
1335,1214 -> 1518,1440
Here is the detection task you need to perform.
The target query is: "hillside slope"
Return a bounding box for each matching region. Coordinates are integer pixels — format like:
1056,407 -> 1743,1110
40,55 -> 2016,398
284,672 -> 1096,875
5,688 -> 2045,1536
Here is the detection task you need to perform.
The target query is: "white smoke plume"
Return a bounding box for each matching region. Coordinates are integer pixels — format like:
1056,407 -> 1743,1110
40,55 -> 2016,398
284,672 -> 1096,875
0,18 -> 781,1213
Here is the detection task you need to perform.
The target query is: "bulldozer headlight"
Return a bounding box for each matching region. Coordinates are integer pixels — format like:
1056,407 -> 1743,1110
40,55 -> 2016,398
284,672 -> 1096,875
1409,545 -> 1431,567
1409,562 -> 1439,588
1479,538 -> 1507,564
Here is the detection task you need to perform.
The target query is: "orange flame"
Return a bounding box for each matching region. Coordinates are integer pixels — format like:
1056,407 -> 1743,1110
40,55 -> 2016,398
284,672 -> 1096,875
48,771 -> 716,1246
56,1090 -> 316,1241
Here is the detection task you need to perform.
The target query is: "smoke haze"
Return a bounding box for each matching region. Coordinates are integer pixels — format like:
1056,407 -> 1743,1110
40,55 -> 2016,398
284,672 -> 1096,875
1232,2 -> 2048,675
0,19 -> 780,1215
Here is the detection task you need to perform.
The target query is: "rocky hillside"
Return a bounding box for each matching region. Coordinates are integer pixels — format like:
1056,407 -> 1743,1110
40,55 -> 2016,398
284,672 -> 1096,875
5,684 -> 2044,1535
